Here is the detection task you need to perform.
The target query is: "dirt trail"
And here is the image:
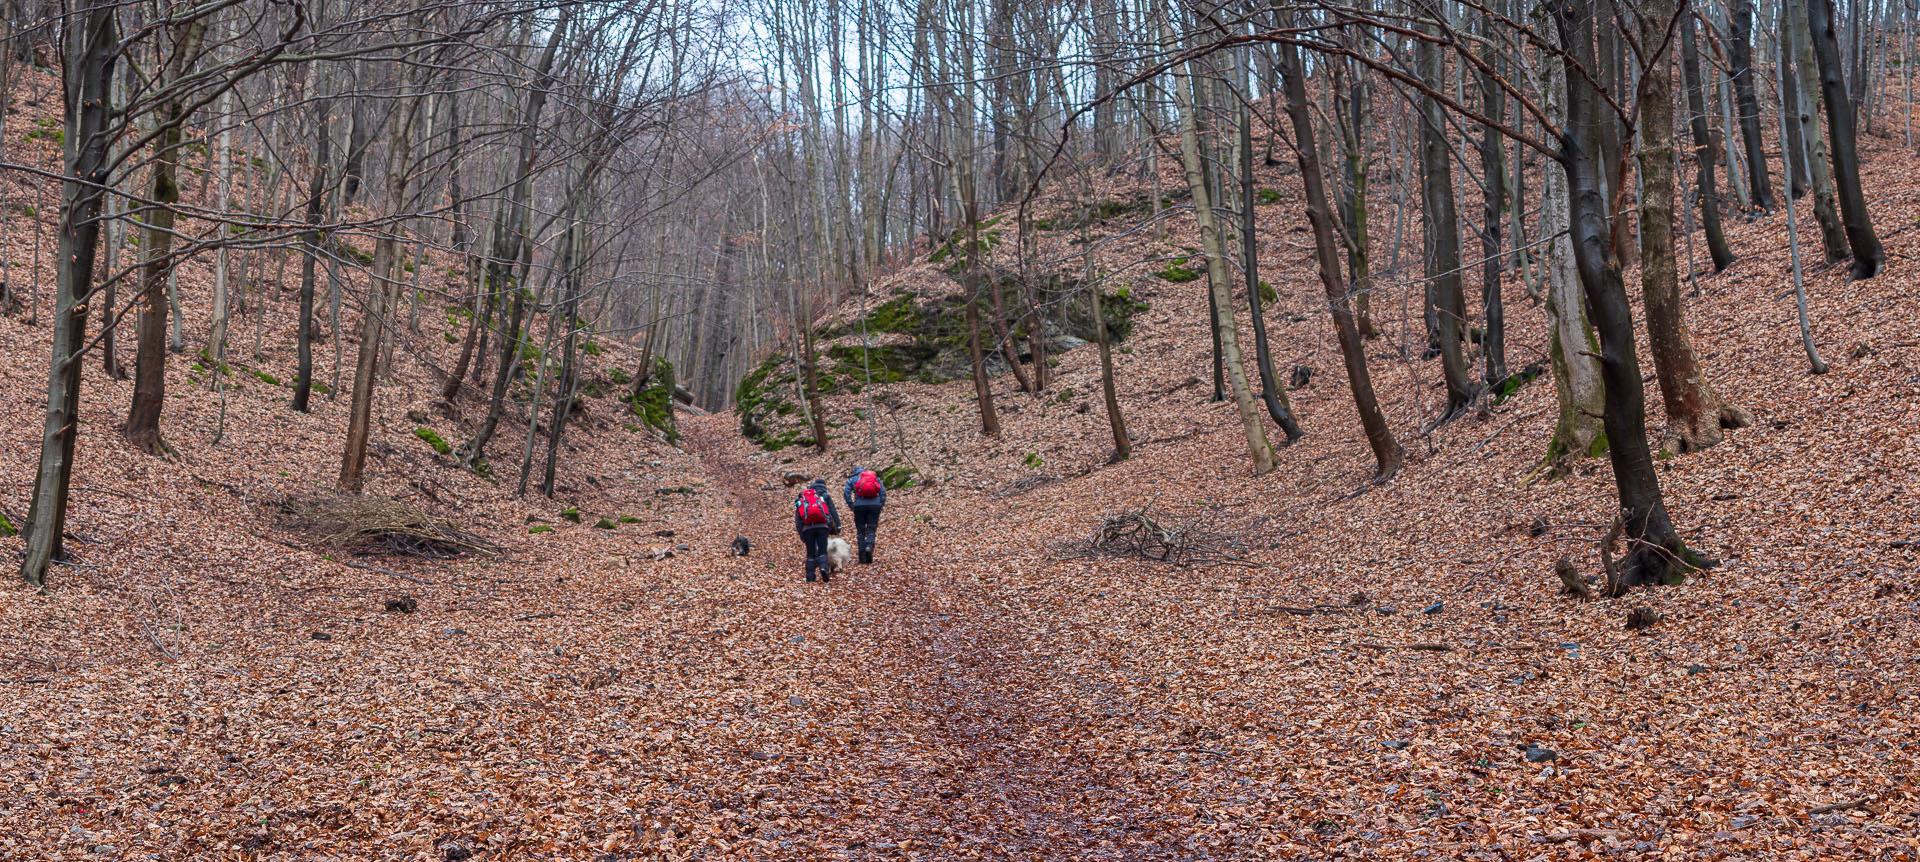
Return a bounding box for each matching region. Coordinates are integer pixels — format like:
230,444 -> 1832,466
683,418 -> 1185,859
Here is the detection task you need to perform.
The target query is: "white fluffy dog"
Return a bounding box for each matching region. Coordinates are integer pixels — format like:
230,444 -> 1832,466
825,537 -> 853,575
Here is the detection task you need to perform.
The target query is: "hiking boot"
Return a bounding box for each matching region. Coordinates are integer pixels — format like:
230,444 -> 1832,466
806,573 -> 817,583
821,571 -> 832,583
859,550 -> 873,564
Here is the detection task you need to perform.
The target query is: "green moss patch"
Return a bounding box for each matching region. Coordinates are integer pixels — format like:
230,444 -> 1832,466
414,427 -> 452,456
1156,256 -> 1200,283
876,464 -> 917,490
626,356 -> 679,445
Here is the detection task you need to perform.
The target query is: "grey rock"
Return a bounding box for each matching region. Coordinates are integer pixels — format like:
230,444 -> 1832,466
1524,745 -> 1558,763
1421,602 -> 1444,615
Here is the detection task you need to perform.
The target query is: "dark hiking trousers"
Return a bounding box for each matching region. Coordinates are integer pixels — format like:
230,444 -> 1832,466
801,527 -> 831,581
852,507 -> 881,562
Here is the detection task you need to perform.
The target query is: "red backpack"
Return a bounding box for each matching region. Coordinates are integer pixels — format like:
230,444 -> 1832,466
854,470 -> 882,499
797,488 -> 829,526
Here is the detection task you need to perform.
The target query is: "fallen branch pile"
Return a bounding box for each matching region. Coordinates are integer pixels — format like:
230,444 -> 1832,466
280,494 -> 500,559
1056,509 -> 1259,567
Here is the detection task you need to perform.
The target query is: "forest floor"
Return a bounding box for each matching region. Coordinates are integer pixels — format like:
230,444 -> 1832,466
3,63 -> 1920,859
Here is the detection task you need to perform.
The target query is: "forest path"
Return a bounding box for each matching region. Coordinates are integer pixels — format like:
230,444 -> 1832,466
682,419 -> 1183,859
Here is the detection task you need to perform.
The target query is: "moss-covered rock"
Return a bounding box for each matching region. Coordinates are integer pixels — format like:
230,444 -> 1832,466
561,508 -> 582,523
876,464 -> 917,490
627,356 -> 679,445
736,277 -> 1143,451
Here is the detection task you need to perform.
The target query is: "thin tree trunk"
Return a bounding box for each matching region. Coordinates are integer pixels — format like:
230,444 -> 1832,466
965,288 -> 1000,437
1807,0 -> 1886,278
460,12 -> 569,467
1173,36 -> 1274,475
293,99 -> 331,413
123,17 -> 208,455
1788,0 -> 1851,264
1640,0 -> 1753,456
1780,28 -> 1810,199
1776,22 -> 1832,376
21,0 -> 115,589
1531,19 -> 1607,470
1681,18 -> 1737,271
1278,38 -> 1400,482
1556,2 -> 1710,590
1332,54 -> 1377,338
1730,0 -> 1776,211
1416,17 -> 1476,422
1475,19 -> 1509,388
339,83 -> 418,495
1239,95 -> 1302,444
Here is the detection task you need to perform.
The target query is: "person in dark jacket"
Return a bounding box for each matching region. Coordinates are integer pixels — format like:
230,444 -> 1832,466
842,466 -> 887,564
794,478 -> 841,582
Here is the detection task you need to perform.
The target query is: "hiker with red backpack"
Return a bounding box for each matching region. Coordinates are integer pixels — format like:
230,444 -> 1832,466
793,478 -> 842,582
842,466 -> 887,565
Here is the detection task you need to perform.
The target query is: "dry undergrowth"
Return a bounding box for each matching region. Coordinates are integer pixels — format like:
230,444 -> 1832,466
279,493 -> 499,559
1056,508 -> 1260,567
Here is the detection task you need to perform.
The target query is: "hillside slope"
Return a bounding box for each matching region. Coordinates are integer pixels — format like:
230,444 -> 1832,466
2,53 -> 1917,860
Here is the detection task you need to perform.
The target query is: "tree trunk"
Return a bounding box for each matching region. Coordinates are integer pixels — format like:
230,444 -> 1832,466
1416,21 -> 1475,422
1780,32 -> 1810,200
20,0 -> 115,589
292,99 -> 330,413
1596,10 -> 1636,268
1239,96 -> 1302,444
1174,42 -> 1274,475
339,86 -> 418,495
207,38 -> 235,375
1278,38 -> 1400,482
1332,56 -> 1377,338
458,13 -> 569,466
122,17 -> 207,456
1640,0 -> 1752,456
801,287 -> 830,453
1680,18 -> 1736,272
965,288 -> 1000,437
1775,16 -> 1833,376
1556,3 -> 1709,589
1788,0 -> 1851,265
1086,251 -> 1129,462
1530,19 -> 1606,469
986,267 -> 1032,393
1475,21 -> 1509,389
540,225 -> 586,497
1807,0 -> 1886,278
1730,0 -> 1776,212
